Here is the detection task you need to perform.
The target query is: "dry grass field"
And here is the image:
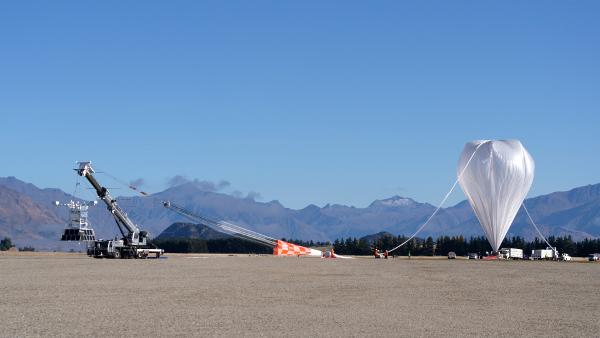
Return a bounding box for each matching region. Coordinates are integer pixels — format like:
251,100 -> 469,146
1,252 -> 599,337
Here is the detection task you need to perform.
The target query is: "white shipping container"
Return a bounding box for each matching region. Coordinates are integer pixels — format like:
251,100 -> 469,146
531,249 -> 553,259
500,248 -> 523,259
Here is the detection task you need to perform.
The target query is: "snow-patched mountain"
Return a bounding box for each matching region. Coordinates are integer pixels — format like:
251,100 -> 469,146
369,196 -> 417,208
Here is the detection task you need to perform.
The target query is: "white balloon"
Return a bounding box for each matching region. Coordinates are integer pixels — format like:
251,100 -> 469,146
457,140 -> 535,252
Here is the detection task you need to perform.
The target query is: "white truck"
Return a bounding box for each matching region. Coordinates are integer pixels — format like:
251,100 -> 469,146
559,253 -> 572,261
499,248 -> 523,260
531,247 -> 558,260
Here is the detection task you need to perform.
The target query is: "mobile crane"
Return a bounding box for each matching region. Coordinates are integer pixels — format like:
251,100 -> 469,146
77,161 -> 163,259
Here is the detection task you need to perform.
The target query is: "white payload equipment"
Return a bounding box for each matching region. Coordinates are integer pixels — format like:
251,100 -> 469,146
56,200 -> 97,242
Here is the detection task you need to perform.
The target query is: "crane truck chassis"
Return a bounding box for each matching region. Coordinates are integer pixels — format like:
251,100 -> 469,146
77,162 -> 163,259
88,239 -> 163,259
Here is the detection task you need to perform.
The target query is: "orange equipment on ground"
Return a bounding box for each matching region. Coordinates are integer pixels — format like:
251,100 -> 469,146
273,240 -> 312,256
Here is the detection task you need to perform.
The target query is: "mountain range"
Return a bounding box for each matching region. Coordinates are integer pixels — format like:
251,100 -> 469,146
0,176 -> 599,250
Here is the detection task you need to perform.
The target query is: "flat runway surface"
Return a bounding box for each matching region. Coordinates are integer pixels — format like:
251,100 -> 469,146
1,253 -> 599,337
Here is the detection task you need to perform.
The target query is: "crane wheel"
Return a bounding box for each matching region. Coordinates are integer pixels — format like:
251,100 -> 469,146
113,250 -> 121,259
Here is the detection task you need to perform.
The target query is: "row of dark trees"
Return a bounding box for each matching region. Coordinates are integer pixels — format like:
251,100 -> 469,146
0,237 -> 14,251
329,235 -> 600,257
3,235 -> 600,256
151,237 -> 272,254
0,237 -> 34,252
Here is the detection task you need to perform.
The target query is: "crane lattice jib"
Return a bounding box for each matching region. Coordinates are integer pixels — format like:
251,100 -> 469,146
162,201 -> 221,229
162,201 -> 277,247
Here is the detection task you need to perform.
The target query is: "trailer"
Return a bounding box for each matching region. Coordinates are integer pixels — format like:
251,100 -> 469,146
531,247 -> 558,260
499,248 -> 523,260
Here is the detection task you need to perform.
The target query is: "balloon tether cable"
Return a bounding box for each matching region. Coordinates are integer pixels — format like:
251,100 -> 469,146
522,203 -> 555,253
385,141 -> 489,254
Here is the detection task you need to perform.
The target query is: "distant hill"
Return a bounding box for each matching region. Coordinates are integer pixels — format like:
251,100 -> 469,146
360,231 -> 396,244
156,222 -> 230,240
0,185 -> 63,243
0,176 -> 599,249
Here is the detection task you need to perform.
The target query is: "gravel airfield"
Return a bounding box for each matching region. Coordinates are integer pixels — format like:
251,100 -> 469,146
1,253 -> 599,337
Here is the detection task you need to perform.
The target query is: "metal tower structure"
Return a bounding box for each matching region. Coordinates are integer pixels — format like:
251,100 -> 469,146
56,200 -> 97,241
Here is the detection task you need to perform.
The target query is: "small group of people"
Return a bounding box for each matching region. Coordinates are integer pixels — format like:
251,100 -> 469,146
373,248 -> 389,259
321,248 -> 336,258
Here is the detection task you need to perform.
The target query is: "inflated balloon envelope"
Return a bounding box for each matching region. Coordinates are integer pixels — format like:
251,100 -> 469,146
457,140 -> 535,252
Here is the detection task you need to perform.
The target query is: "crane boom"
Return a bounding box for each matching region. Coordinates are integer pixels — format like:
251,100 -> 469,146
75,161 -> 163,258
162,201 -> 221,230
77,162 -> 141,241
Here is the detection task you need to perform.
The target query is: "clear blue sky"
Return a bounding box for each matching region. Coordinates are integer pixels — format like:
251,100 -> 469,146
1,1 -> 598,209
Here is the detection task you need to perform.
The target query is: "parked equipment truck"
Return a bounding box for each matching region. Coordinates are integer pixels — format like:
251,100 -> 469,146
499,248 -> 523,260
531,247 -> 558,260
77,162 -> 163,259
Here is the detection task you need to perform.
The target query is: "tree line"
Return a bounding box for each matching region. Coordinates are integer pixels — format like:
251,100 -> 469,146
2,235 -> 599,256
0,237 -> 14,251
0,237 -> 34,252
151,237 -> 272,254
327,234 -> 600,257
152,237 -> 333,254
